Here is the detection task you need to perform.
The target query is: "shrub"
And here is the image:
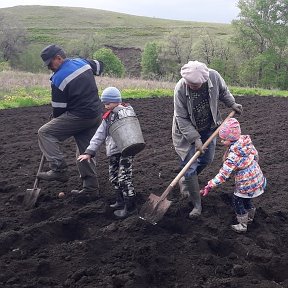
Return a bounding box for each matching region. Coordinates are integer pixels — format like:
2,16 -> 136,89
93,48 -> 125,78
141,42 -> 161,79
10,45 -> 45,73
0,62 -> 11,71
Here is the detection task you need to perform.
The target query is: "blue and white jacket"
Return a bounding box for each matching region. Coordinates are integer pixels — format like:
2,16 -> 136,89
50,58 -> 103,118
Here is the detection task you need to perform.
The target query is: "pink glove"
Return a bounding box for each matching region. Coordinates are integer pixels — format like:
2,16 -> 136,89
200,185 -> 211,197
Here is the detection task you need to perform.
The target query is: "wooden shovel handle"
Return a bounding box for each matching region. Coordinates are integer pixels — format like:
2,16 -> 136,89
160,111 -> 235,200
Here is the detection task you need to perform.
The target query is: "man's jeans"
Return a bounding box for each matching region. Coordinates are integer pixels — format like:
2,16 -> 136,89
180,129 -> 216,179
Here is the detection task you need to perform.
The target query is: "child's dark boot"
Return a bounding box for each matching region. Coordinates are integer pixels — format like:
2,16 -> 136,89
114,196 -> 137,219
110,190 -> 124,209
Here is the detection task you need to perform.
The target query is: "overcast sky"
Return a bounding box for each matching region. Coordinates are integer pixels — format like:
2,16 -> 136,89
0,0 -> 240,23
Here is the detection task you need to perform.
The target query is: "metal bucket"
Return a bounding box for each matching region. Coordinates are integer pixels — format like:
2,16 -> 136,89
109,116 -> 145,157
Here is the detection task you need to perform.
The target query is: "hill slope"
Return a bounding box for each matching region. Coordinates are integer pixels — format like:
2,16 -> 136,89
0,6 -> 234,77
0,5 -> 233,49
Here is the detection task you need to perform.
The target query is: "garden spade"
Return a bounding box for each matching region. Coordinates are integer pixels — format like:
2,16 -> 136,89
24,153 -> 45,209
139,111 -> 235,225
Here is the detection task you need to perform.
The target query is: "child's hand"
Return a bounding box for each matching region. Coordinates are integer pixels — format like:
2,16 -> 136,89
200,185 -> 211,197
77,154 -> 91,162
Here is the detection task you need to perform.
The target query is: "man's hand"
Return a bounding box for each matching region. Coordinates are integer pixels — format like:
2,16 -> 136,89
200,185 -> 212,197
231,103 -> 243,115
195,138 -> 204,153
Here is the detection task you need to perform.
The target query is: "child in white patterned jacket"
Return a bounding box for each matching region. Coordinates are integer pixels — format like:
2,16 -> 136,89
200,118 -> 266,233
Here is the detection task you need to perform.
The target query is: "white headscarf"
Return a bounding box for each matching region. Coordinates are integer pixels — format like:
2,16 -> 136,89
180,61 -> 209,84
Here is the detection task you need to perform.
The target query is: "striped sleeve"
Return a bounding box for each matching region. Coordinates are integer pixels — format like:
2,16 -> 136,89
208,158 -> 236,188
251,145 -> 259,162
51,85 -> 67,118
85,59 -> 104,76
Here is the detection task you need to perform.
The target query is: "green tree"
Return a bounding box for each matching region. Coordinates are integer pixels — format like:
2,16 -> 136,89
0,15 -> 28,62
141,42 -> 161,79
233,0 -> 288,89
11,44 -> 44,73
67,33 -> 105,58
194,33 -> 240,85
157,31 -> 195,80
93,48 -> 125,77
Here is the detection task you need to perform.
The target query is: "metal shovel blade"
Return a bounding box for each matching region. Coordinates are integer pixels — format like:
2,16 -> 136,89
139,193 -> 172,225
23,153 -> 45,209
23,188 -> 41,209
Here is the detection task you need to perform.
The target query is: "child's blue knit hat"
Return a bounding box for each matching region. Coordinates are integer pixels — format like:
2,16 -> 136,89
101,87 -> 122,103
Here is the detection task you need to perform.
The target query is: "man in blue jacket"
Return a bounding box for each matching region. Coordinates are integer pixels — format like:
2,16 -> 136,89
37,44 -> 104,195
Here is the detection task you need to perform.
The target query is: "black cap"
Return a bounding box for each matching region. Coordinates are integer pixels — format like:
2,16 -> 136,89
40,44 -> 63,66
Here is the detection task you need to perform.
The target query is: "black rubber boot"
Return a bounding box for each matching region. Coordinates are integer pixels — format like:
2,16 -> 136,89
82,176 -> 100,196
114,196 -> 137,219
37,170 -> 69,183
110,190 -> 124,209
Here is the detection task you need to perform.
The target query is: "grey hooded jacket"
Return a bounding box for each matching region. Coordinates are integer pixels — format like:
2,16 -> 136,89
85,104 -> 136,157
172,69 -> 236,160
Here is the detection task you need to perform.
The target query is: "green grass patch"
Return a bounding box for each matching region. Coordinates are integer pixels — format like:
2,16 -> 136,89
121,88 -> 173,98
0,86 -> 287,110
230,86 -> 288,97
0,87 -> 50,109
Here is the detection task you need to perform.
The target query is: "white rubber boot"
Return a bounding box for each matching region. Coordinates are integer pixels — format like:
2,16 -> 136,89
231,214 -> 248,233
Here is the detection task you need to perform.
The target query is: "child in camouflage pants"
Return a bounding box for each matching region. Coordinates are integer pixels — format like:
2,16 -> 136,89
78,87 -> 136,219
109,153 -> 134,208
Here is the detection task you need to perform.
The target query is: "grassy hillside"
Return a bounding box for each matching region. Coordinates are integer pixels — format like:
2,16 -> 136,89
0,5 -> 234,49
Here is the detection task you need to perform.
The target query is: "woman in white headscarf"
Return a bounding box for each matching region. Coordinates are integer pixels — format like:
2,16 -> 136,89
172,60 -> 243,218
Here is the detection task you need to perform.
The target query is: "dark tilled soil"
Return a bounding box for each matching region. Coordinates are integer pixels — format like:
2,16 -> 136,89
0,96 -> 288,288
